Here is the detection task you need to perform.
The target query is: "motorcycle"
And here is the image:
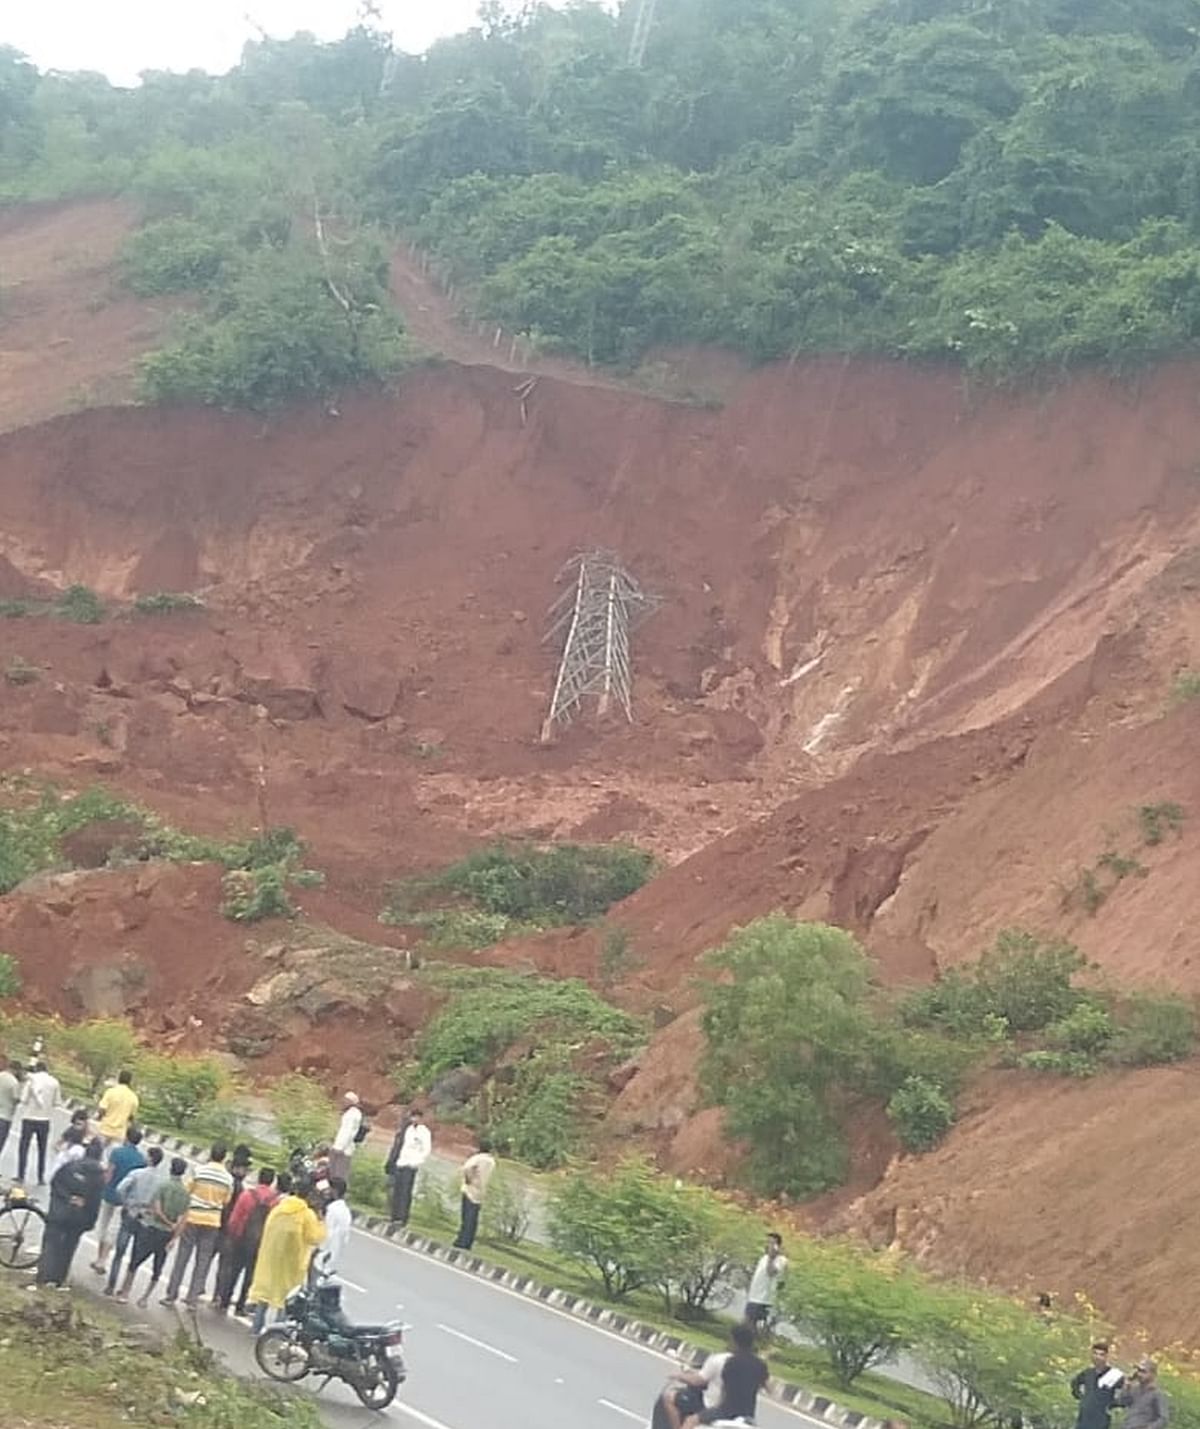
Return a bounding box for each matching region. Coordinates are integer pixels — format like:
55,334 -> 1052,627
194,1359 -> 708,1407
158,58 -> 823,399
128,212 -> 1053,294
650,1374 -> 755,1428
255,1276 -> 408,1411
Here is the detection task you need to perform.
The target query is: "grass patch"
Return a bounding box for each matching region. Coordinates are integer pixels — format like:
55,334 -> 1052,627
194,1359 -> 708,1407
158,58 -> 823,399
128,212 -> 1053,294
0,1276 -> 321,1429
1170,670 -> 1200,704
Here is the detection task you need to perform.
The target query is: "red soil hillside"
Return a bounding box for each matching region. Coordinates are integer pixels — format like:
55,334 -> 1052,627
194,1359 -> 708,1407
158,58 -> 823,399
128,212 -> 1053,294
0,200 -> 180,433
4,328 -> 1200,1338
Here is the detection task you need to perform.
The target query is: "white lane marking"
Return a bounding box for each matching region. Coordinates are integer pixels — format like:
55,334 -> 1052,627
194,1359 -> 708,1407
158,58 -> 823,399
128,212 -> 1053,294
435,1321 -> 518,1363
598,1399 -> 644,1423
357,1233 -> 825,1429
394,1405 -> 458,1429
338,1275 -> 368,1294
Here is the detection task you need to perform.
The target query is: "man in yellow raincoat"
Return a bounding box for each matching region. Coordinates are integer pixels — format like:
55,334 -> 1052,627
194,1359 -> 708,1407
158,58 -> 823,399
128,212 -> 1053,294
246,1172 -> 326,1333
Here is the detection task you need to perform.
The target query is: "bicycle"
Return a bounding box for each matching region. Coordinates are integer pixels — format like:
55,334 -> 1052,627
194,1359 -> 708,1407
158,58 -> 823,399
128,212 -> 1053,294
0,1185 -> 47,1271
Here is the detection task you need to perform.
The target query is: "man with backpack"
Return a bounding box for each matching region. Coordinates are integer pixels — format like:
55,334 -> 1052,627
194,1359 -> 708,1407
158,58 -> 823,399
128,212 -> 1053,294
329,1092 -> 366,1183
36,1138 -> 105,1286
217,1166 -> 279,1317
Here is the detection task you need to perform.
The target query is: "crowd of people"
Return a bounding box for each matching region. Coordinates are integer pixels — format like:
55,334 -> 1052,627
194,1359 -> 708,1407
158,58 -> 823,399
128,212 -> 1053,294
5,1065 -> 497,1329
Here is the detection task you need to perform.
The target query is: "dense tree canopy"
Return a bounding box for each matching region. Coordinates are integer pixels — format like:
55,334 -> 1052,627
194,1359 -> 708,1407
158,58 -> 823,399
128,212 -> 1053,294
5,0 -> 1200,391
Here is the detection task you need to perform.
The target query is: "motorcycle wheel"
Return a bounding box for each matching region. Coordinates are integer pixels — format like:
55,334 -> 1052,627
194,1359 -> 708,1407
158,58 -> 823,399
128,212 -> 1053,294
354,1356 -> 400,1411
255,1325 -> 311,1383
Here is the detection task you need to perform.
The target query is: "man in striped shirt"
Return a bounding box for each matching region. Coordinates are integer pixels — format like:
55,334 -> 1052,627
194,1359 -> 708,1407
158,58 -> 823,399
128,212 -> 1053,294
161,1143 -> 235,1310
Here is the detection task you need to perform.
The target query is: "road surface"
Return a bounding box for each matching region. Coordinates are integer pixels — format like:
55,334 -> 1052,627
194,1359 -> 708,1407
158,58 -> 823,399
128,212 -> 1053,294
1,1113 -> 829,1429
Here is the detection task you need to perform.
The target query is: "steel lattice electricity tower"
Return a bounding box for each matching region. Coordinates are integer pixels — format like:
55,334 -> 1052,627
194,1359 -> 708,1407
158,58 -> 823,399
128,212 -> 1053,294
628,0 -> 659,68
540,551 -> 658,743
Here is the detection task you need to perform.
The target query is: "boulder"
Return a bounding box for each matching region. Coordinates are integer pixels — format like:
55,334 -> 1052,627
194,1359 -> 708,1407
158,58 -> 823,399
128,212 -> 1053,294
428,1066 -> 483,1114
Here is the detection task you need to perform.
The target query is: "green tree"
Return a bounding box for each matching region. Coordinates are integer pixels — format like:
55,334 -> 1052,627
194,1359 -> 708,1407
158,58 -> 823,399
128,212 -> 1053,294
62,1019 -> 138,1096
780,1240 -> 935,1387
548,1158 -> 696,1301
701,917 -> 876,1196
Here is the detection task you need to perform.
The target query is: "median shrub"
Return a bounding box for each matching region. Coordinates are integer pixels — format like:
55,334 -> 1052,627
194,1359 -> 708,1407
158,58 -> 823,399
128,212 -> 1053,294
548,1158 -> 698,1302
781,1240 -> 934,1388
61,1019 -> 138,1095
269,1072 -> 332,1152
137,1052 -> 229,1130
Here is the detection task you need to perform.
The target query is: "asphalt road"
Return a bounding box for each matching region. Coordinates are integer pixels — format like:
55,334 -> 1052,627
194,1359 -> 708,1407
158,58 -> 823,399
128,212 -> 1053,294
1,1112 -> 827,1429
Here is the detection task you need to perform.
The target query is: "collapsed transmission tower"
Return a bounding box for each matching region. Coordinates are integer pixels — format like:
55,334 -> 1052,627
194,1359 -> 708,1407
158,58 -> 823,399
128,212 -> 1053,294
541,551 -> 657,743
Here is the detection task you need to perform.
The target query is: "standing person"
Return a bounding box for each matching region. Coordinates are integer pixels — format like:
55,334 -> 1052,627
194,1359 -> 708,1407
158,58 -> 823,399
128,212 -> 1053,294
90,1126 -> 147,1274
329,1093 -> 363,1183
161,1142 -> 234,1310
452,1135 -> 496,1251
217,1167 -> 279,1316
385,1107 -> 430,1230
744,1231 -> 788,1336
46,1124 -> 86,1181
96,1070 -> 139,1147
245,1174 -> 325,1333
213,1147 -> 252,1308
1072,1341 -> 1126,1429
35,1138 -> 105,1286
118,1156 -> 190,1307
0,1057 -> 23,1161
681,1322 -> 768,1428
1114,1359 -> 1170,1429
315,1176 -> 352,1276
17,1061 -> 62,1185
104,1144 -> 165,1296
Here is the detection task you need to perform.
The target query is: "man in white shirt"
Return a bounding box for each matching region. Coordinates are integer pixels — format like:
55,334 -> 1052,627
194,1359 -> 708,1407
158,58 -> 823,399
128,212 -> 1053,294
316,1176 -> 353,1276
329,1092 -> 362,1183
18,1061 -> 62,1185
744,1231 -> 788,1335
384,1107 -> 431,1229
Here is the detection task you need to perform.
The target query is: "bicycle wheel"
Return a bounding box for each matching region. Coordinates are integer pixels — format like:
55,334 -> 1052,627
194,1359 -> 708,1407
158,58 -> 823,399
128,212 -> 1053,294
0,1202 -> 46,1270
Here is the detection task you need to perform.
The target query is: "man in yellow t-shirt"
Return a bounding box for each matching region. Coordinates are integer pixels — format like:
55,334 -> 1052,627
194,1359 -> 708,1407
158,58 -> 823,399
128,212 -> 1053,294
97,1070 -> 139,1145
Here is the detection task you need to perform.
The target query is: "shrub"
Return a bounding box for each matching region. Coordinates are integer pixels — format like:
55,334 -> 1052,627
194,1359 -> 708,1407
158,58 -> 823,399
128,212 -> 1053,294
701,916 -> 876,1196
1015,1049 -> 1098,1078
0,599 -> 31,618
490,1054 -> 586,1169
548,1158 -> 696,1301
1108,991 -> 1196,1066
901,930 -> 1085,1037
415,968 -> 641,1084
269,1072 -> 331,1153
220,864 -> 298,922
132,591 -> 205,615
0,953 -> 21,1000
393,908 -> 514,949
137,241 -> 409,409
482,1168 -> 533,1245
61,1019 -> 138,1095
915,1282 -> 1075,1429
415,1166 -> 455,1227
387,842 -> 653,933
1046,1002 -> 1115,1056
657,1185 -> 761,1320
347,1151 -> 390,1216
887,1074 -> 955,1153
121,217 -> 235,296
55,584 -> 105,624
598,924 -> 641,990
781,1241 -> 934,1388
1139,801 -> 1185,846
137,1052 -> 228,1129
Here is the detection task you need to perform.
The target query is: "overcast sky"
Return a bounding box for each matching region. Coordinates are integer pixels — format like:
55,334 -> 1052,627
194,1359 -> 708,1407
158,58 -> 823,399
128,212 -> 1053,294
3,1 -> 591,86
